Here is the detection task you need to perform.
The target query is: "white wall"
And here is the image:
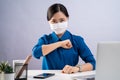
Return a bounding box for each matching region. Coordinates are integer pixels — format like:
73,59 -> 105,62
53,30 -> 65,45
0,0 -> 120,69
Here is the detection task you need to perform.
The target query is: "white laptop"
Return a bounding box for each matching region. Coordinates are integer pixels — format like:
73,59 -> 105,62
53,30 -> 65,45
95,41 -> 120,80
72,41 -> 120,80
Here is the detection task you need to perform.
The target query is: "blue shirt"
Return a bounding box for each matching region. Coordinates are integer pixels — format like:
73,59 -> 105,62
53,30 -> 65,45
32,30 -> 96,70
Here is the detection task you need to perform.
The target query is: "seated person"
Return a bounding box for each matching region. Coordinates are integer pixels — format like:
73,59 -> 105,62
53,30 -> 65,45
32,3 -> 96,74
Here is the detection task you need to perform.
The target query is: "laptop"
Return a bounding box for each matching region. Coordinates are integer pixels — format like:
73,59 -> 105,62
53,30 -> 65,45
72,41 -> 120,80
95,41 -> 120,80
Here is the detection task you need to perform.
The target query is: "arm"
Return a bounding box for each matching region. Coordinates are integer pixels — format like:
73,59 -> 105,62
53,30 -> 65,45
62,63 -> 93,74
77,37 -> 96,70
42,39 -> 72,56
42,42 -> 61,56
32,37 -> 72,58
76,63 -> 93,72
62,37 -> 96,74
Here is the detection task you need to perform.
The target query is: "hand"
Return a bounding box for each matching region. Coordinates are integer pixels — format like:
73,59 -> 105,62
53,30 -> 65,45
60,39 -> 72,49
62,65 -> 79,74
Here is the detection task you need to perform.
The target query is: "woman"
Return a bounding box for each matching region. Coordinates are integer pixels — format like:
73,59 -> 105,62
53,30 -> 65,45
32,3 -> 96,74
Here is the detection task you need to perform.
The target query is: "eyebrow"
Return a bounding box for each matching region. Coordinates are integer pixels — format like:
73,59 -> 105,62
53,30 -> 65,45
59,18 -> 65,20
52,18 -> 65,20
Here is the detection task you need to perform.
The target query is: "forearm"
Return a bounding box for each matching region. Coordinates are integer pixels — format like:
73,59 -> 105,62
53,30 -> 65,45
62,63 -> 93,74
77,63 -> 93,72
42,42 -> 62,56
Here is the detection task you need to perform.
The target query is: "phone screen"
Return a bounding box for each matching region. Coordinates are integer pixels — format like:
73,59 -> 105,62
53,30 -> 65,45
33,73 -> 55,79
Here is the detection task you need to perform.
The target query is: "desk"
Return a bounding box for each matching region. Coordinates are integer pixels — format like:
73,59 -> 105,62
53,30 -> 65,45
28,70 -> 95,80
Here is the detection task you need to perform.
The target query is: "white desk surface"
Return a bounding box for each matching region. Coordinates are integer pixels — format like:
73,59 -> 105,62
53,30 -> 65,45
28,70 -> 95,80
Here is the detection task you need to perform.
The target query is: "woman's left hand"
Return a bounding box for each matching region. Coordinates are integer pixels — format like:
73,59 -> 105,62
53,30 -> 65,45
62,65 -> 79,74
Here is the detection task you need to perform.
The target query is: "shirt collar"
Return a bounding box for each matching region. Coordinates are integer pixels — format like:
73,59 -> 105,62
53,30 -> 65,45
51,30 -> 71,42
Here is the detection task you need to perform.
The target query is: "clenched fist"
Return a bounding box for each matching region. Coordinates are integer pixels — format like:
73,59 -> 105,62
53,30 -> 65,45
60,39 -> 72,49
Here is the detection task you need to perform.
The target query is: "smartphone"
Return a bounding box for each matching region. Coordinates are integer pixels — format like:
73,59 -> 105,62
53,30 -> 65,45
33,73 -> 55,79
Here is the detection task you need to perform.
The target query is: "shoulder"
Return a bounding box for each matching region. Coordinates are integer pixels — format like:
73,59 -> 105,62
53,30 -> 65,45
72,35 -> 85,47
72,34 -> 84,41
67,30 -> 84,40
42,34 -> 52,39
38,33 -> 52,42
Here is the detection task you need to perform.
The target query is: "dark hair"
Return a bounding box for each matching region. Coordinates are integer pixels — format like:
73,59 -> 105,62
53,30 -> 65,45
47,3 -> 69,21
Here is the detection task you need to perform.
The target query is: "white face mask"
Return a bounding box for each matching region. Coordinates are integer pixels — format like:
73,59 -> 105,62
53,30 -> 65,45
50,21 -> 68,34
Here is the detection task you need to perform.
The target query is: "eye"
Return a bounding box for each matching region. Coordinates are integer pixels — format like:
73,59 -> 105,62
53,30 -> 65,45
59,18 -> 65,23
51,19 -> 58,24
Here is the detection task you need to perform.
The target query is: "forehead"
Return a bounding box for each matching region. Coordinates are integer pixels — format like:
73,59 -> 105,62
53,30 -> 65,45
51,11 -> 67,20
